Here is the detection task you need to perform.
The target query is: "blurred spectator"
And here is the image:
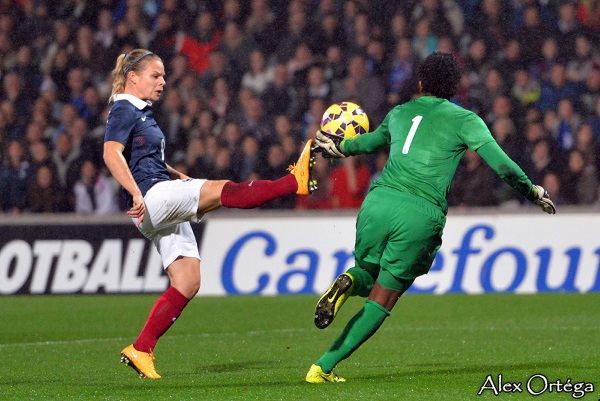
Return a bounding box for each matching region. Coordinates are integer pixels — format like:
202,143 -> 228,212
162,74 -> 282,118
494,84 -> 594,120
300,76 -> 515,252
555,98 -> 582,152
468,0 -> 512,53
411,17 -> 438,60
238,135 -> 260,181
576,1 -> 600,35
237,94 -> 274,145
573,122 -> 598,167
216,20 -> 255,81
95,8 -> 114,49
1,140 -> 32,214
329,157 -> 371,209
241,49 -> 273,96
52,132 -> 80,193
287,42 -> 316,88
73,159 -> 119,214
494,38 -> 526,86
448,150 -> 498,207
25,165 -> 64,213
148,12 -> 177,67
541,171 -> 565,206
186,137 -> 209,178
555,1 -> 585,61
275,8 -> 313,62
530,37 -> 561,83
580,67 -> 600,118
561,149 -> 598,205
323,44 -> 346,83
208,76 -> 233,121
177,11 -> 222,75
330,54 -> 386,124
410,0 -> 459,39
566,34 -> 598,85
365,37 -> 387,78
220,121 -> 244,179
28,140 -> 56,175
244,0 -> 278,55
208,146 -> 236,180
2,71 -> 31,131
298,65 -> 331,113
536,63 -> 581,112
462,38 -> 491,106
386,12 -> 409,48
528,139 -> 560,185
511,68 -> 541,107
386,37 -> 418,106
480,68 -> 507,117
256,143 -> 296,209
261,63 -> 298,119
320,12 -> 345,53
516,5 -> 554,67
199,50 -> 237,94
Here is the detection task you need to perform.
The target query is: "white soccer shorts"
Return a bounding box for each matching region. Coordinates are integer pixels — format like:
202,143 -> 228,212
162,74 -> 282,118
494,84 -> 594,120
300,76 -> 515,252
135,179 -> 207,269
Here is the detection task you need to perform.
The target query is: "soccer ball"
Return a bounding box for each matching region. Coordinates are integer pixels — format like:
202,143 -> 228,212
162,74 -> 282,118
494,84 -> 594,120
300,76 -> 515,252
320,102 -> 369,140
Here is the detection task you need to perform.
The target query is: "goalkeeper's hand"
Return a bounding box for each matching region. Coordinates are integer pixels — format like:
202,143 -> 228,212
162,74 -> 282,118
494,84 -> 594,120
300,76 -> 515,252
527,185 -> 556,214
314,130 -> 346,158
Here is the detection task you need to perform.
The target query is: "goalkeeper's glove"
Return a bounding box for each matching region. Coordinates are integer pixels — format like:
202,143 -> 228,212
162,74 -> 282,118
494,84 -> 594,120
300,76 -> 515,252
314,130 -> 346,158
527,184 -> 556,214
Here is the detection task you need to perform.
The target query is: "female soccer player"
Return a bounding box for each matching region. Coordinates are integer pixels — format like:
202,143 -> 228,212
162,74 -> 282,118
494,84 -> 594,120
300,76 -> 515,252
307,52 -> 555,383
103,49 -> 316,379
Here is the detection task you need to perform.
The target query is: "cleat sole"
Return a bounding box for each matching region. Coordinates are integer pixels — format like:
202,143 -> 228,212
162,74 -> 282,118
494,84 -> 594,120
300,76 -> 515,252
314,274 -> 353,329
121,353 -> 147,379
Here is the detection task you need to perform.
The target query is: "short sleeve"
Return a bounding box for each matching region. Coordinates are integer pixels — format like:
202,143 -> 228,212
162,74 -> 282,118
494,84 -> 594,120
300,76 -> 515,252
459,113 -> 495,151
104,106 -> 136,145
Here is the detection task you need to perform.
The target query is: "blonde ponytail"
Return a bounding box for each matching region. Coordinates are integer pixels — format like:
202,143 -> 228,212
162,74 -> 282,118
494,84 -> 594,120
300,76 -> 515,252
109,49 -> 160,103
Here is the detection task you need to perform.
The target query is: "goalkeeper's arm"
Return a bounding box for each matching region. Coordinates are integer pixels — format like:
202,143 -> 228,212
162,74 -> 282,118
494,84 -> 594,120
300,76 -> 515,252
315,128 -> 389,158
476,141 -> 556,214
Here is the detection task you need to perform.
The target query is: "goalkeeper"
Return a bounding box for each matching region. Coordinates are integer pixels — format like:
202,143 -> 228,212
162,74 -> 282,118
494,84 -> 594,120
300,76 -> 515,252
306,51 -> 556,384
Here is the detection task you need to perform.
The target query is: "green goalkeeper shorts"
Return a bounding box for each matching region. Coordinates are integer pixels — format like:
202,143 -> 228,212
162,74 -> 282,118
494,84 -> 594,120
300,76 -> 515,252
354,186 -> 446,292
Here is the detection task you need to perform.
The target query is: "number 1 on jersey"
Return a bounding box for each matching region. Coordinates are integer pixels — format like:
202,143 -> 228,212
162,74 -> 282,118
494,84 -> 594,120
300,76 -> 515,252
402,115 -> 423,154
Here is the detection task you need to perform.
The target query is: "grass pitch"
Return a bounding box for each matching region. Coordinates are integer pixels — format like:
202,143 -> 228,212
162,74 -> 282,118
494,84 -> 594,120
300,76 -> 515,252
0,293 -> 598,400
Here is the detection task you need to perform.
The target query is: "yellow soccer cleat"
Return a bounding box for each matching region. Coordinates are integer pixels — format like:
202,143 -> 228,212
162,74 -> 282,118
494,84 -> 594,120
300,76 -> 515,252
287,139 -> 317,195
314,273 -> 354,329
120,344 -> 162,379
305,364 -> 346,383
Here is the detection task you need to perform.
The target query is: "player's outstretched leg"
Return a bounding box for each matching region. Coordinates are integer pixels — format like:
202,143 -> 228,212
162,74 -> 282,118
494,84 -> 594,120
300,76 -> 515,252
314,273 -> 355,329
288,139 -> 317,195
120,344 -> 161,379
305,364 -> 346,383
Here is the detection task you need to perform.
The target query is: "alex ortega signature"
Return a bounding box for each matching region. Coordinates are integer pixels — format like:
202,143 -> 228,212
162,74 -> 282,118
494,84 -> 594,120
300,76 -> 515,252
477,374 -> 595,399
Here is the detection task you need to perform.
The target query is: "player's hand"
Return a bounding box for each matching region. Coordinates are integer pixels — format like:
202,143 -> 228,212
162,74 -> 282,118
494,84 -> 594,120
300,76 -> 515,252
128,193 -> 146,226
527,185 -> 556,214
314,130 -> 346,158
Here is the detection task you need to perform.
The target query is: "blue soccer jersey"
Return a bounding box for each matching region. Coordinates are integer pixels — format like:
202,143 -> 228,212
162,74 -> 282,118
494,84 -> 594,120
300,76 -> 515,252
104,94 -> 171,202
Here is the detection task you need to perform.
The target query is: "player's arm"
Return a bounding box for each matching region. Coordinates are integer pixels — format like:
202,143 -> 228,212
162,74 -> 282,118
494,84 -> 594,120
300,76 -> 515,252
103,140 -> 146,225
316,113 -> 391,157
476,141 -> 556,214
166,163 -> 191,180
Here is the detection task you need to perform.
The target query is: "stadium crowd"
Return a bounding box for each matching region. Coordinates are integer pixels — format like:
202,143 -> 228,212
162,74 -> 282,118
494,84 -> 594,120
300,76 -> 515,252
0,0 -> 599,214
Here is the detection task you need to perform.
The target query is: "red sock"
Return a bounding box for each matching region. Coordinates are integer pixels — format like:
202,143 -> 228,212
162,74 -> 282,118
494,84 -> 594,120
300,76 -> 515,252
134,286 -> 190,353
220,175 -> 297,209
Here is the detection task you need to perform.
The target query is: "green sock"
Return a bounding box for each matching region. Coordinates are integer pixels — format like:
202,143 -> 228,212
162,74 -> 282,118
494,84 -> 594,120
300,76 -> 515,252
346,266 -> 376,297
317,300 -> 390,373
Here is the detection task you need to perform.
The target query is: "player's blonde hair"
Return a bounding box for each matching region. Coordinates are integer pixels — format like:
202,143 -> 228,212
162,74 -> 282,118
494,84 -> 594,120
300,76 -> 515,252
109,49 -> 160,103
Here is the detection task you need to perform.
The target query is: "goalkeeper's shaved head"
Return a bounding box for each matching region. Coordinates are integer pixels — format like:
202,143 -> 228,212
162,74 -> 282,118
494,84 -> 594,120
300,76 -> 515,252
418,52 -> 461,100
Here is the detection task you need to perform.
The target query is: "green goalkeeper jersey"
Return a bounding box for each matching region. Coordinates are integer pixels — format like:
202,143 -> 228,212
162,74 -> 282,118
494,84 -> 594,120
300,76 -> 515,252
342,96 -> 533,214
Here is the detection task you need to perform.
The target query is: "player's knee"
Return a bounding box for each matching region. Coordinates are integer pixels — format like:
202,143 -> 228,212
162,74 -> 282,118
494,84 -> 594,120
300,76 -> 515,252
175,278 -> 200,299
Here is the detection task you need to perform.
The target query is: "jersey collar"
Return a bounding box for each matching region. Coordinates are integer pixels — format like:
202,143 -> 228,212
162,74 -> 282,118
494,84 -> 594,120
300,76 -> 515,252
114,94 -> 152,109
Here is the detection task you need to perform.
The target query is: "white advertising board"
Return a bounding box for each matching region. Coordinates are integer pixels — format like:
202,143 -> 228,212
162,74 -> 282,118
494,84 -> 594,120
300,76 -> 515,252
199,213 -> 600,295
